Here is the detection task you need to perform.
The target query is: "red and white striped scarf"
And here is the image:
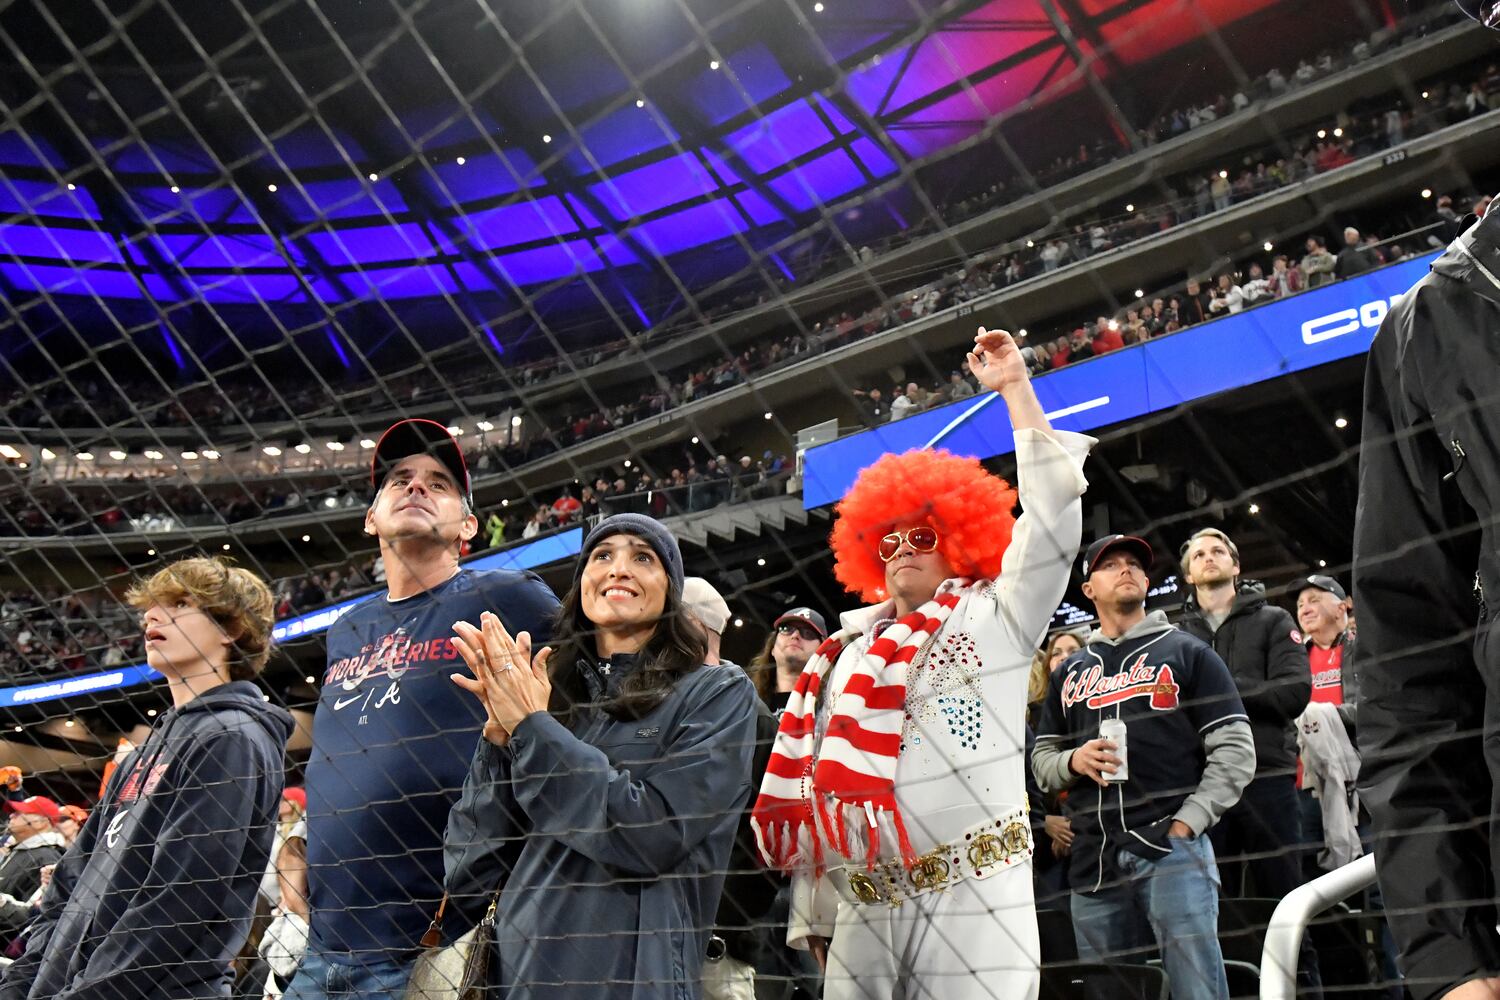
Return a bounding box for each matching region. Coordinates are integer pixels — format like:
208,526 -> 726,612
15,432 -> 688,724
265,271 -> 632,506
751,590 -> 963,873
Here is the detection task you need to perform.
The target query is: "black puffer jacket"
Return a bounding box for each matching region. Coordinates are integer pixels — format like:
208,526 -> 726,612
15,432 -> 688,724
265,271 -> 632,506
1178,581 -> 1311,774
1353,205 -> 1500,999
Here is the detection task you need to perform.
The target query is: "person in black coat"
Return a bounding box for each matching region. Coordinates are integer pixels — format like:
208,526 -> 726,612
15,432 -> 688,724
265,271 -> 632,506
1354,190 -> 1500,1000
0,798 -> 65,945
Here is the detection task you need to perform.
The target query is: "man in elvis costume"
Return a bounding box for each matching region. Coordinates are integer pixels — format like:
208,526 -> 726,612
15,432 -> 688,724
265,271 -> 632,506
752,327 -> 1094,999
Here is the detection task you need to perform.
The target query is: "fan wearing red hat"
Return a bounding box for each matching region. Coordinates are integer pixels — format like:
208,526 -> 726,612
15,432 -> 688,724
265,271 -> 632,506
751,329 -> 1095,1000
0,798 -> 64,947
286,419 -> 559,1000
1032,534 -> 1254,1000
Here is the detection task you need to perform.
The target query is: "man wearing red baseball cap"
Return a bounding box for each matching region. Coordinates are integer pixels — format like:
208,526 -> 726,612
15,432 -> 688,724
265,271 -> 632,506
1033,534 -> 1254,999
0,797 -> 65,946
286,419 -> 559,1000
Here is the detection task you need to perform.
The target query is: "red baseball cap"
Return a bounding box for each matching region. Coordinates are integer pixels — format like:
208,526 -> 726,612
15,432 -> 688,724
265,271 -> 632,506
282,787 -> 307,811
6,796 -> 61,824
371,419 -> 472,506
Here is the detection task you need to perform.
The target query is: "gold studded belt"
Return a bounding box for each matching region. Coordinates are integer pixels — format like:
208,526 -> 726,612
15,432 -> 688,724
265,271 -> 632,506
826,805 -> 1033,907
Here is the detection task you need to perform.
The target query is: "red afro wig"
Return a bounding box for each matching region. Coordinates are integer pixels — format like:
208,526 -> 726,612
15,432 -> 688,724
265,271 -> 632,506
830,448 -> 1018,603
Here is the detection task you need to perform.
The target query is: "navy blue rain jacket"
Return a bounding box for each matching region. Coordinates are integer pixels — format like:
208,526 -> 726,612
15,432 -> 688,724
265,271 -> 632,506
444,657 -> 758,1000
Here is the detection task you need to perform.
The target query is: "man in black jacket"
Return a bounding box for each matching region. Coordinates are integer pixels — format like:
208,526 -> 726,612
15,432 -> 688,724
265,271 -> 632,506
1354,189 -> 1500,1000
1178,528 -> 1312,901
0,798 -> 64,946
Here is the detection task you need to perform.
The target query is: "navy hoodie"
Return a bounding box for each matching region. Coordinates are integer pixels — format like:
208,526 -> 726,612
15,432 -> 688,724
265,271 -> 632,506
0,681 -> 293,1000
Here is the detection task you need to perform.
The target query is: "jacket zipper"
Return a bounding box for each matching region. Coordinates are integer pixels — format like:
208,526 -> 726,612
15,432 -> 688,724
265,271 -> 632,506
1443,438 -> 1467,483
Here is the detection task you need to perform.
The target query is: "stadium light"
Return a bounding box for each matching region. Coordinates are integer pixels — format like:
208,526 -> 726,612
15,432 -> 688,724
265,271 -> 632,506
635,99 -> 645,108
764,412 -> 773,420
710,60 -> 720,70
814,1 -> 824,9
147,549 -> 156,556
77,452 -> 95,461
144,449 -> 164,460
1134,289 -> 1144,298
327,441 -> 345,451
355,438 -> 375,448
40,448 -> 55,460
222,543 -> 231,551
1421,188 -> 1433,199
691,436 -> 700,445
757,558 -> 766,566
66,183 -> 76,191
0,445 -> 19,459
1264,241 -> 1274,252
475,421 -> 494,431
301,534 -> 311,542
1333,127 -> 1343,137
1318,559 -> 1328,568
170,185 -> 180,193
1334,416 -> 1349,429
64,720 -> 74,728
306,676 -> 317,684
146,709 -> 157,718
12,725 -> 21,732
510,415 -> 522,427
623,459 -> 632,468
456,156 -> 466,166
264,445 -> 282,456
1317,129 -> 1327,139
1248,503 -> 1261,515
367,172 -> 378,181
542,134 -> 552,143
267,183 -> 278,192
294,443 -> 312,454
108,450 -> 127,460
181,451 -> 199,460
447,425 -> 463,436
1218,170 -> 1227,179
1125,203 -> 1134,212
202,449 -> 220,460
324,496 -> 338,508
1018,328 -> 1028,337
733,618 -> 743,627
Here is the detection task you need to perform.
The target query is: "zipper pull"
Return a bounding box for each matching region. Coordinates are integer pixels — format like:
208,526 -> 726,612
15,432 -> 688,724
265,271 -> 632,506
1443,439 -> 1467,482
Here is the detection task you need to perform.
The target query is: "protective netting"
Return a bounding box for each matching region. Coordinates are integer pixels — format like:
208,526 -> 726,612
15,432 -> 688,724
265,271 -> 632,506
0,0 -> 1497,996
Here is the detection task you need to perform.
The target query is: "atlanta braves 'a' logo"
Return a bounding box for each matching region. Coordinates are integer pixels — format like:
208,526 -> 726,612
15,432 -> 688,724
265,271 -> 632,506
1060,654 -> 1180,711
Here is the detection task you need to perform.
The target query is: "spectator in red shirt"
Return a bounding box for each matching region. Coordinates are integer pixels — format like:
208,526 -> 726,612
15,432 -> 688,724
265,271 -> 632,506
1090,319 -> 1125,355
550,488 -> 583,524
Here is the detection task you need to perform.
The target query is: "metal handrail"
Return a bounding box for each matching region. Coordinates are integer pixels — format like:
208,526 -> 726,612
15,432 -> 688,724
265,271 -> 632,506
1259,852 -> 1378,999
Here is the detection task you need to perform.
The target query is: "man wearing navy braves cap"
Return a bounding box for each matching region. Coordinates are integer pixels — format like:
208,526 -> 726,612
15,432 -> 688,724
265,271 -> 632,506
1034,534 -> 1253,999
285,419 -> 559,1000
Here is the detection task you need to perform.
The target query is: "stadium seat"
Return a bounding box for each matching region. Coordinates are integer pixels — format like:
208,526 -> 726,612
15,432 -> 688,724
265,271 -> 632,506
1038,961 -> 1169,1000
1224,958 -> 1260,999
1218,896 -> 1279,969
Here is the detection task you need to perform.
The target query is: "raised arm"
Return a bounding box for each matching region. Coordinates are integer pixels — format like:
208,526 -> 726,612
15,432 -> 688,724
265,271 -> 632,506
967,328 -> 1095,646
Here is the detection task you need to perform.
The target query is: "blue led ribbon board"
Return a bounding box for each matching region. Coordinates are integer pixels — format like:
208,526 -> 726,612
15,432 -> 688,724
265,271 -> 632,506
801,253 -> 1437,509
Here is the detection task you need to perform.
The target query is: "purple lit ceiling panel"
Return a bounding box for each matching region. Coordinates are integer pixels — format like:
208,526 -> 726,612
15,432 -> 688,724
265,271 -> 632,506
767,149 -> 865,211
691,44 -> 793,125
730,188 -> 783,226
151,233 -> 286,270
266,127 -> 368,169
847,137 -> 898,178
889,49 -> 1076,156
424,149 -> 542,207
631,201 -> 748,256
282,179 -> 410,222
196,273 -> 307,304
0,180 -> 102,222
841,45 -> 913,115
305,223 -> 438,265
564,107 -> 681,173
591,235 -> 639,269
177,188 -> 261,225
1,262 -> 142,299
589,153 -> 721,221
100,137 -> 215,176
439,196 -> 580,254
0,130 -> 63,169
494,241 -> 601,286
333,265 -> 458,300
727,101 -> 834,175
887,28 -> 1054,112
390,106 -> 505,152
141,275 -> 182,301
0,224 -> 122,263
812,27 -> 897,63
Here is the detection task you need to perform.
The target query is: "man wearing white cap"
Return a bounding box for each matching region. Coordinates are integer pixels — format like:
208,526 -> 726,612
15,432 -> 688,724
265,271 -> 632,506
683,577 -> 733,665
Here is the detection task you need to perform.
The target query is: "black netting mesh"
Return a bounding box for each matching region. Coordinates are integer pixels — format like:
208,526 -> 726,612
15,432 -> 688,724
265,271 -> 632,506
0,0 -> 1497,996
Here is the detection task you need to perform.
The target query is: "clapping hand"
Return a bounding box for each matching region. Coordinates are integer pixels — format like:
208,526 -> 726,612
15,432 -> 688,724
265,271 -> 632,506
451,612 -> 553,746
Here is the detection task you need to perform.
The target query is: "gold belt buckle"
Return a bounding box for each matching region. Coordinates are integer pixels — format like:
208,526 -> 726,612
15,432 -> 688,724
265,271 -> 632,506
847,871 -> 883,905
967,832 -> 1007,870
908,852 -> 951,891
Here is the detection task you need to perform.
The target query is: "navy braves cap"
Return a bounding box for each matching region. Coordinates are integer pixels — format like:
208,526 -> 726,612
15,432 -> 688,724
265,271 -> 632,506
1080,534 -> 1154,578
775,606 -> 828,638
1299,574 -> 1348,601
371,419 -> 472,506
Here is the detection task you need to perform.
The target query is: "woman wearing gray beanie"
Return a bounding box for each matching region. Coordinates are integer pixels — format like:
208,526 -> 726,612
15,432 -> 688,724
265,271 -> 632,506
441,513 -> 759,999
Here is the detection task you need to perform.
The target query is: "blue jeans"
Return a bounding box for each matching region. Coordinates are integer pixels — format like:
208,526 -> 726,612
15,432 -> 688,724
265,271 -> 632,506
1071,836 -> 1228,1000
282,950 -> 417,1000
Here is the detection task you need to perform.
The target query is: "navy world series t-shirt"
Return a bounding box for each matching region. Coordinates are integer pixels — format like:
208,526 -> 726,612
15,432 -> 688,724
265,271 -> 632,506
304,568 -> 559,961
